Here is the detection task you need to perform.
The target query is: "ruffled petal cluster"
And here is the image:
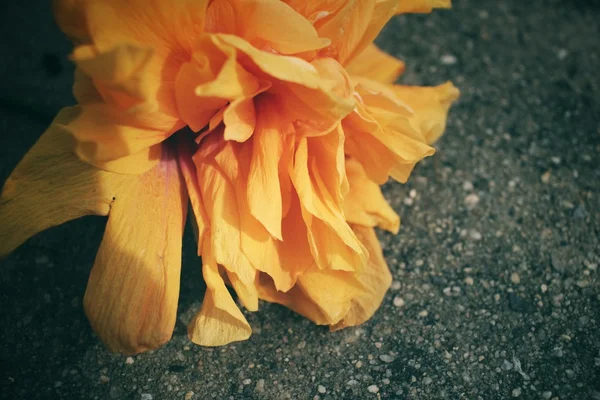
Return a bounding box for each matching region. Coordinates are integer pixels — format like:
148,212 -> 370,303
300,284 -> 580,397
0,0 -> 458,353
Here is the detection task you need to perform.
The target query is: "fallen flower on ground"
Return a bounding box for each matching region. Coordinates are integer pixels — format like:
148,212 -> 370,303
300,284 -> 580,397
0,0 -> 458,354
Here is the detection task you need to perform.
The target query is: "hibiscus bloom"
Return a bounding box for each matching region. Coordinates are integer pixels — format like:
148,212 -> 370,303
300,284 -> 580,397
0,0 -> 457,354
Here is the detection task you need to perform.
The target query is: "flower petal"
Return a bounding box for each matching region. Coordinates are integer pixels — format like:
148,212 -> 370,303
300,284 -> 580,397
345,44 -> 405,84
188,240 -> 252,346
344,158 -> 400,233
83,144 -> 187,354
0,107 -> 132,258
64,103 -> 181,173
391,82 -> 460,144
330,224 -> 392,330
396,0 -> 451,14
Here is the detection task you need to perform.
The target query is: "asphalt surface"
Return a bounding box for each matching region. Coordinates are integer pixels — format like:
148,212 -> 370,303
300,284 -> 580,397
1,0 -> 599,399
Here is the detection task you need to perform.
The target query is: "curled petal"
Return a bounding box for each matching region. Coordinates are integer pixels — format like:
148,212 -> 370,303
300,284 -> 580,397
330,224 -> 392,330
391,82 -> 460,144
188,240 -> 252,346
84,145 -> 187,354
344,158 -> 400,233
0,107 -> 132,258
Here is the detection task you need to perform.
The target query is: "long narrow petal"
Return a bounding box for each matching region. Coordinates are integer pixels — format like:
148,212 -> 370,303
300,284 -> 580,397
188,240 -> 252,346
330,224 -> 392,330
0,107 -> 132,258
83,145 -> 187,354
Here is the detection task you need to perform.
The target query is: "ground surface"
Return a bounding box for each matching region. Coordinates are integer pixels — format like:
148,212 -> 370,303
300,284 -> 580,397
1,1 -> 599,399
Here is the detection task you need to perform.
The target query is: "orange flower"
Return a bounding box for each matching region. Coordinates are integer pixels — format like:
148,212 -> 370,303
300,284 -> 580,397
0,0 -> 458,354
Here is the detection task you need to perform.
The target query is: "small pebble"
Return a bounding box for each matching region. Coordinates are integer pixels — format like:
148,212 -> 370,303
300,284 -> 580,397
184,392 -> 194,400
379,354 -> 395,363
542,391 -> 552,399
463,181 -> 474,191
418,310 -> 429,318
141,394 -> 153,400
393,297 -> 405,308
465,193 -> 480,208
317,385 -> 326,394
465,277 -> 474,285
423,377 -> 433,385
469,230 -> 482,240
255,379 -> 265,392
404,197 -> 414,206
541,171 -> 551,184
347,379 -> 358,386
541,284 -> 548,293
100,375 -> 110,383
367,385 -> 380,394
243,379 -> 251,385
125,357 -> 134,365
440,54 -> 457,65
512,387 -> 522,397
511,272 -> 521,284
409,189 -> 417,198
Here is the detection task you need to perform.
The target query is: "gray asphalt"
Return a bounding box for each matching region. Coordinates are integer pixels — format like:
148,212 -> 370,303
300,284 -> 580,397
1,0 -> 599,399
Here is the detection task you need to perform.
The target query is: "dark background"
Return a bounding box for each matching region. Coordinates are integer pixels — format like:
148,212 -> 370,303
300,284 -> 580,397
1,0 -> 599,399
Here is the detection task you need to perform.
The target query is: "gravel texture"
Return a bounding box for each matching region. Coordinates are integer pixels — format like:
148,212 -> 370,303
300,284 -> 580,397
1,1 -> 599,399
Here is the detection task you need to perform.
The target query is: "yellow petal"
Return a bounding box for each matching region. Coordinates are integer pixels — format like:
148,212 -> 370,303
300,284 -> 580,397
396,0 -> 451,14
244,98 -> 284,239
227,270 -> 259,312
312,0 -> 375,64
345,44 -> 405,84
0,107 -> 132,258
256,268 -> 365,326
71,43 -> 156,110
390,81 -> 460,144
330,224 -> 392,330
64,103 -> 182,173
188,240 -> 252,346
291,135 -> 367,272
193,133 -> 256,285
177,133 -> 208,250
344,158 -> 400,233
84,144 -> 188,354
228,0 -> 330,55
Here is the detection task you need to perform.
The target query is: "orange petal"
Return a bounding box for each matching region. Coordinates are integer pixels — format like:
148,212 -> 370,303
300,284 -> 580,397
229,0 -> 330,55
188,240 -> 252,346
64,103 -> 182,173
312,0 -> 375,64
71,43 -> 155,110
54,0 -> 90,43
177,133 -> 208,250
0,107 -> 133,258
344,158 -> 400,233
345,44 -> 405,84
396,0 -> 451,14
330,224 -> 392,330
246,97 -> 284,240
83,144 -> 188,354
291,135 -> 367,272
390,81 -> 460,144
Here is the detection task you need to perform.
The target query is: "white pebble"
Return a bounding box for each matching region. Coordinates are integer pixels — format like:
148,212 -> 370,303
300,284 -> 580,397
141,395 -> 153,400
409,189 -> 417,198
512,387 -> 522,397
367,385 -> 380,394
404,197 -> 414,206
317,385 -> 326,394
541,284 -> 548,293
125,357 -> 134,365
469,230 -> 482,240
465,277 -> 474,286
440,54 -> 457,65
465,193 -> 480,208
393,297 -> 405,308
511,273 -> 521,284
463,181 -> 474,191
